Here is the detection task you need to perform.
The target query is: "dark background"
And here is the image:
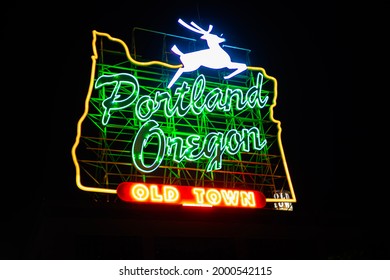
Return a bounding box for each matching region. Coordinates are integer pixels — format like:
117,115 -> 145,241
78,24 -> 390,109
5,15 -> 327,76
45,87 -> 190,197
2,1 -> 383,259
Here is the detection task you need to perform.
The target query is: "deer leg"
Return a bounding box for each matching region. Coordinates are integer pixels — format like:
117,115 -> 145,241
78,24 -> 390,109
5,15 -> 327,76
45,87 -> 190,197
224,63 -> 247,79
168,68 -> 184,89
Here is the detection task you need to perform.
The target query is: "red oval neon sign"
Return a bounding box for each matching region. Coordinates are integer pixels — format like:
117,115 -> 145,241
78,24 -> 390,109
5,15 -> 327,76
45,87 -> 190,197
117,182 -> 266,209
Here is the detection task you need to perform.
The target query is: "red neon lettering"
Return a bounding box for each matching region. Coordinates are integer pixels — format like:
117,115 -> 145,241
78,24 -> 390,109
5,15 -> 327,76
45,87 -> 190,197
163,186 -> 180,202
131,183 -> 149,201
117,182 -> 265,208
206,189 -> 222,205
220,189 -> 240,206
240,191 -> 256,207
150,184 -> 163,202
192,188 -> 205,204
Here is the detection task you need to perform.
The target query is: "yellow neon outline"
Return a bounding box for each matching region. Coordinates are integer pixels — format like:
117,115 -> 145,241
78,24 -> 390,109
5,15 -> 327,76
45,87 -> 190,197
71,30 -> 296,203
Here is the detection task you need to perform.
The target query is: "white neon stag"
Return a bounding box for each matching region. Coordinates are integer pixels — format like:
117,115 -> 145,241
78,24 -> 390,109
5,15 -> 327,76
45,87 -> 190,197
167,18 -> 247,88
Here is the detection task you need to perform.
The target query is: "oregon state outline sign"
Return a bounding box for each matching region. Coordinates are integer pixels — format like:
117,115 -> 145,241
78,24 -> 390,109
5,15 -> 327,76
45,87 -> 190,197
71,19 -> 297,209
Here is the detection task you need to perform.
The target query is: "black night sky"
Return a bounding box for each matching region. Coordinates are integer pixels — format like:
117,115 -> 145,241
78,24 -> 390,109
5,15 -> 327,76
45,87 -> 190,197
2,1 -> 385,260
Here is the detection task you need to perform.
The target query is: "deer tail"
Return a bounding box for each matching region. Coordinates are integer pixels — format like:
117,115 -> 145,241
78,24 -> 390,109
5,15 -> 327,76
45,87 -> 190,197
171,45 -> 183,56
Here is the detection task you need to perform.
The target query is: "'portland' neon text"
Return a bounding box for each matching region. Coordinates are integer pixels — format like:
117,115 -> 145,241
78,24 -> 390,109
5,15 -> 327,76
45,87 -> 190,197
95,73 -> 268,173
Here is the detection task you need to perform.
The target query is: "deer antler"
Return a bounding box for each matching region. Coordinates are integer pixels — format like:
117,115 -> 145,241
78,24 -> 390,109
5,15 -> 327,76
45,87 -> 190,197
178,18 -> 211,34
190,21 -> 213,33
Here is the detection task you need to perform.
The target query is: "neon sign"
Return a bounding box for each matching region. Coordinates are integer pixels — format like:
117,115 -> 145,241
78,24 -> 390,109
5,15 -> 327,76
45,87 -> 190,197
71,20 -> 297,209
96,72 -> 267,173
117,182 -> 266,208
